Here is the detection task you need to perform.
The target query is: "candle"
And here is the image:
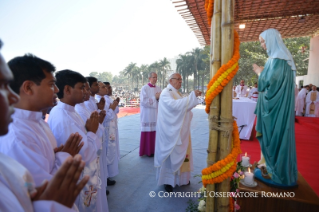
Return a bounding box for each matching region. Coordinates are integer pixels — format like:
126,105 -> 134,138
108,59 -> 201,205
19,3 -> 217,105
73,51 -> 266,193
242,152 -> 250,167
244,168 -> 254,185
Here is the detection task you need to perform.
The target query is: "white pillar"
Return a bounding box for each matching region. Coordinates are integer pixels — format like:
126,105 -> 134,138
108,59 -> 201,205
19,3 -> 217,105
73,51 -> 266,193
304,35 -> 319,86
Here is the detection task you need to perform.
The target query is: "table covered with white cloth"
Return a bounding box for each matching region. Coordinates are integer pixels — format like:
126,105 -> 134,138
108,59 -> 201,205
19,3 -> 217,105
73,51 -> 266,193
232,97 -> 257,140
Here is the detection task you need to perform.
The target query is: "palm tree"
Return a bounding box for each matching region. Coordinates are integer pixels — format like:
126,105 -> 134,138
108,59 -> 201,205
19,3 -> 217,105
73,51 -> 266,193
123,62 -> 137,90
176,54 -> 193,92
159,57 -> 171,88
189,48 -> 202,90
139,64 -> 149,86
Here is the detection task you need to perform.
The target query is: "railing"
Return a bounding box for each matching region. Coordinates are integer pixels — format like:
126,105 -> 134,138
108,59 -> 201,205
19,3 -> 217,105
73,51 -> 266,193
125,100 -> 140,107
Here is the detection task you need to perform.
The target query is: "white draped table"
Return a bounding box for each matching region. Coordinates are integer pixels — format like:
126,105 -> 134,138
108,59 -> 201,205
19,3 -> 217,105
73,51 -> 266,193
232,97 -> 257,140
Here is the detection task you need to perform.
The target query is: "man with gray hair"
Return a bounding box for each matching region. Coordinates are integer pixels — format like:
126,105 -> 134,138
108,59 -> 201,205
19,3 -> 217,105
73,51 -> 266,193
139,72 -> 161,157
154,73 -> 201,192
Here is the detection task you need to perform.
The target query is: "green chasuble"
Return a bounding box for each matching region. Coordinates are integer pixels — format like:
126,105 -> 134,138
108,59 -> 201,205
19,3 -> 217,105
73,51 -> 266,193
255,58 -> 298,185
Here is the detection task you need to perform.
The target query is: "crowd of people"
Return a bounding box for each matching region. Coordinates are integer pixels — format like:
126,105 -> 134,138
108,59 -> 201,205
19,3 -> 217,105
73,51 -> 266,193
295,84 -> 319,117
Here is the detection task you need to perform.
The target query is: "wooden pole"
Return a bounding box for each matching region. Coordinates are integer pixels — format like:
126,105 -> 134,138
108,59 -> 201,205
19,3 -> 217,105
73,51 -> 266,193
216,0 -> 234,211
206,0 -> 221,211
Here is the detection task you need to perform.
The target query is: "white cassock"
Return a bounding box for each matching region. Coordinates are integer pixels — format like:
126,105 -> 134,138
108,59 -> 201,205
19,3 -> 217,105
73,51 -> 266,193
0,109 -> 69,186
140,84 -> 161,132
154,84 -> 198,187
84,96 -> 100,113
139,84 -> 161,156
235,85 -> 248,97
305,91 -> 319,117
95,95 -> 119,177
0,152 -> 73,212
48,101 -> 108,212
75,102 -> 108,191
295,88 -> 308,116
248,87 -> 258,102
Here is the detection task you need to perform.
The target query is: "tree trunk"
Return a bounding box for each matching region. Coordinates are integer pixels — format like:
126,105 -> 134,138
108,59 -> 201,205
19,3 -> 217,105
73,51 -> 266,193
206,0 -> 222,211
197,74 -> 200,91
202,74 -> 204,92
216,0 -> 234,211
187,76 -> 189,93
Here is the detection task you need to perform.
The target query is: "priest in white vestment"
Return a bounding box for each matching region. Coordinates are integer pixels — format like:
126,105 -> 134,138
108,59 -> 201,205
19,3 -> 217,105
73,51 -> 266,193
104,84 -> 120,178
0,55 -> 74,188
48,70 -> 108,212
0,47 -> 85,212
305,85 -> 319,117
84,77 -> 105,113
248,82 -> 259,102
295,85 -> 309,116
95,82 -> 118,185
139,72 -> 161,157
154,73 -> 201,192
75,81 -> 110,196
235,80 -> 248,97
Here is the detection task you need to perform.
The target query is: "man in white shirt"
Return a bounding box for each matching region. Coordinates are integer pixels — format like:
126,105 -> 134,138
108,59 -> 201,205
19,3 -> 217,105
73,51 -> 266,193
0,54 -> 83,188
295,85 -> 309,116
48,70 -> 108,212
235,80 -> 248,97
0,40 -> 88,211
75,80 -> 110,195
95,82 -> 118,186
84,77 -> 105,113
248,82 -> 259,102
305,85 -> 319,117
154,73 -> 201,192
104,83 -> 120,180
139,72 -> 161,157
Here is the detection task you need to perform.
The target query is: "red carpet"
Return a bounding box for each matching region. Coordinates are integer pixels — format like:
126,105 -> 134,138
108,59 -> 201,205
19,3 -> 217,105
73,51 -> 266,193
239,117 -> 319,196
118,107 -> 140,118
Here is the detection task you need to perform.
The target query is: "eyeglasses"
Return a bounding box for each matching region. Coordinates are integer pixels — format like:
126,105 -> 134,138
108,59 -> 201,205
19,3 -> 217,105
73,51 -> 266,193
171,78 -> 183,81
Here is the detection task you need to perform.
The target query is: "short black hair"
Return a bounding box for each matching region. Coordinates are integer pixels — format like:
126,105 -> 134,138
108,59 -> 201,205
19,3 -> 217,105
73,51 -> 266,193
8,54 -> 55,94
0,39 -> 3,49
86,76 -> 98,87
104,82 -> 110,85
55,69 -> 86,99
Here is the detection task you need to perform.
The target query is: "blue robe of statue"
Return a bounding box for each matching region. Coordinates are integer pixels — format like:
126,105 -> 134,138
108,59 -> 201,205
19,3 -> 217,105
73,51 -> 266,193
255,58 -> 298,185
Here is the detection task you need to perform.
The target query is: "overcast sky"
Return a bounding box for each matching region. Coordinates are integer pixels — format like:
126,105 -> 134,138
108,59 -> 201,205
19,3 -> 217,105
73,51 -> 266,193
0,0 -> 200,77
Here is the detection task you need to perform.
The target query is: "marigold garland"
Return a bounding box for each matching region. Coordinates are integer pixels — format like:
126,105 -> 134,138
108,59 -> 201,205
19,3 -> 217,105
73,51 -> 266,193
205,0 -> 214,25
202,121 -> 241,187
205,30 -> 240,114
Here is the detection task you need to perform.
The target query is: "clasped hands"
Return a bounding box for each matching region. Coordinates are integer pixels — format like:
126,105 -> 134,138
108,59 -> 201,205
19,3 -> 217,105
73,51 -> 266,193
31,154 -> 89,208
